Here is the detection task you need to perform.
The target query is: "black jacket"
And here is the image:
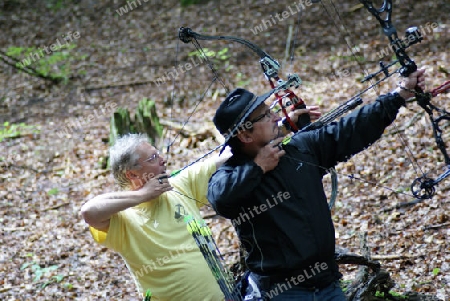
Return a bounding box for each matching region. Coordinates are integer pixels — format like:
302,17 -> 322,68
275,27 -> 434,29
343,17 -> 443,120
208,93 -> 405,286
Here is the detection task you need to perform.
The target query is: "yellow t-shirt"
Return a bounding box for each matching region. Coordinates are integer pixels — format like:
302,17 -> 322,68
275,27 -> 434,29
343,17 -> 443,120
90,161 -> 224,301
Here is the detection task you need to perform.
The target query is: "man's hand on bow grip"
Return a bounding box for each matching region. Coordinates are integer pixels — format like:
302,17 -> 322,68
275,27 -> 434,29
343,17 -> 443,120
254,137 -> 285,173
288,105 -> 321,123
397,68 -> 426,99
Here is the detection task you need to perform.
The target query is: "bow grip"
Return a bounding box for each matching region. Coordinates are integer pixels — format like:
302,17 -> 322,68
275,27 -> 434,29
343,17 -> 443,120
399,60 -> 418,77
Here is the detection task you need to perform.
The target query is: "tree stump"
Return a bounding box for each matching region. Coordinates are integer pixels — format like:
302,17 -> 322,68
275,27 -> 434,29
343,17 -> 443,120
109,98 -> 162,146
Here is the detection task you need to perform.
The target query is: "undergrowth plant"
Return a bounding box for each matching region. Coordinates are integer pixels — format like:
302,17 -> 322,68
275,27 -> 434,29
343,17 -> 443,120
6,43 -> 87,84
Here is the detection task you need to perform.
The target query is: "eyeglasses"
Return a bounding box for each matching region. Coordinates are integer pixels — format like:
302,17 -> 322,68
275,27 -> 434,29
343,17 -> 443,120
249,108 -> 276,124
144,151 -> 160,164
248,97 -> 284,124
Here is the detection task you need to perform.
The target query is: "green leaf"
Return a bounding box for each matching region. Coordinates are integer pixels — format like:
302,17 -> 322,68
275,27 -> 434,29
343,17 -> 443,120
6,46 -> 25,56
41,279 -> 54,288
20,262 -> 33,270
432,267 -> 440,276
33,269 -> 43,282
53,274 -> 65,282
48,188 -> 59,195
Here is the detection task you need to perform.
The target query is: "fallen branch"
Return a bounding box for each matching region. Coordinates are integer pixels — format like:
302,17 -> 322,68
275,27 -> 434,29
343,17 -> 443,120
382,198 -> 424,212
90,169 -> 110,180
0,286 -> 13,293
83,79 -> 156,91
42,202 -> 70,211
423,221 -> 450,230
7,164 -> 41,173
3,227 -> 25,232
160,119 -> 224,143
371,254 -> 422,261
335,252 -> 381,272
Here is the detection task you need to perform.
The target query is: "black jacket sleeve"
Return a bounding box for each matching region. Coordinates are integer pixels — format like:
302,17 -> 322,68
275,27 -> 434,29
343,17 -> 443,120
292,92 -> 405,169
208,160 -> 264,218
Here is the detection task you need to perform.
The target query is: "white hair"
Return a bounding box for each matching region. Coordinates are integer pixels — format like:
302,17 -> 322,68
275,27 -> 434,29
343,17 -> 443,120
109,133 -> 149,189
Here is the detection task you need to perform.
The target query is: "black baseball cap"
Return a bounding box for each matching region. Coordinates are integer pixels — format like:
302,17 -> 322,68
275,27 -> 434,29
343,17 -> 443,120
213,88 -> 274,143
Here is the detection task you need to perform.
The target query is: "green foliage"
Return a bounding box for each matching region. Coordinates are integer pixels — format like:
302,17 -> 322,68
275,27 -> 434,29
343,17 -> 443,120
432,267 -> 440,276
6,42 -> 85,84
235,72 -> 250,86
0,122 -> 40,142
20,260 -> 70,289
42,275 -> 65,288
45,0 -> 66,11
329,53 -> 366,63
20,261 -> 58,283
375,290 -> 408,299
180,0 -> 211,7
188,47 -> 231,71
47,188 -> 59,196
134,98 -> 163,141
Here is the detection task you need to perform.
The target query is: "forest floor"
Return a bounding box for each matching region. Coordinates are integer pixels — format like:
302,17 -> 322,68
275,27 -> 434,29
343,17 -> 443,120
0,0 -> 449,300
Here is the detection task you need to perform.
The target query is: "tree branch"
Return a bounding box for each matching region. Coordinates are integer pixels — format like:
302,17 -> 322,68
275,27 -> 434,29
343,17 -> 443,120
0,50 -> 61,84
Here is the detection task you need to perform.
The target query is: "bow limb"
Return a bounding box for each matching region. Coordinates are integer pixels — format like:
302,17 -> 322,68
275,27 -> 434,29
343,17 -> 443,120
359,0 -> 419,76
179,27 -> 311,132
179,27 -> 273,64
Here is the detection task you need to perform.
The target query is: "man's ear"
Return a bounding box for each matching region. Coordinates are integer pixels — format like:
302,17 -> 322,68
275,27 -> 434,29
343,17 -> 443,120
237,131 -> 253,144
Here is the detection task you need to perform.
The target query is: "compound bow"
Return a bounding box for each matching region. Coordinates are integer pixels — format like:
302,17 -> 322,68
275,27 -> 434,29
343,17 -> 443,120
357,0 -> 450,199
174,3 -> 450,206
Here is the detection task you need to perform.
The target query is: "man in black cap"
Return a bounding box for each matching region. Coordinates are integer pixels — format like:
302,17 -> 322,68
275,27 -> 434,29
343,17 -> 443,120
207,69 -> 426,300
